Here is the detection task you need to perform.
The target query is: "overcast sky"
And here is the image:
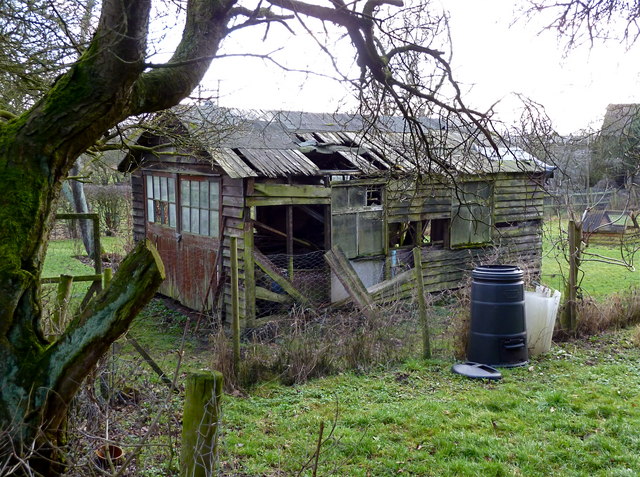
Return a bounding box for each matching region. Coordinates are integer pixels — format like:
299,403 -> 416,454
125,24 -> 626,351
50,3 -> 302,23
194,0 -> 640,135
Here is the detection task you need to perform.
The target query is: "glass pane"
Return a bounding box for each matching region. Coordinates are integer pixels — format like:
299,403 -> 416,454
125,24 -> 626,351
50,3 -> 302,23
200,181 -> 209,210
182,206 -> 191,232
332,187 -> 349,211
349,186 -> 366,208
210,211 -> 219,237
358,211 -> 384,255
210,181 -> 219,210
153,176 -> 160,199
332,213 -> 358,258
169,204 -> 176,227
191,181 -> 200,208
191,208 -> 200,234
181,180 -> 190,207
200,208 -> 209,235
146,175 -> 153,199
160,177 -> 168,201
147,199 -> 155,222
168,178 -> 176,203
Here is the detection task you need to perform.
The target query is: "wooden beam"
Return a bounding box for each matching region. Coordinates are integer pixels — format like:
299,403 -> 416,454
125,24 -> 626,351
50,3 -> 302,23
252,220 -> 317,249
299,205 -> 325,223
41,274 -> 103,284
252,183 -> 330,198
246,197 -> 331,206
255,286 -> 293,303
324,246 -> 379,320
253,249 -> 312,306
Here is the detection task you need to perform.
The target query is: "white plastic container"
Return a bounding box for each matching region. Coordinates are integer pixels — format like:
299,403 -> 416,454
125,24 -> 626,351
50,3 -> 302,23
524,286 -> 561,356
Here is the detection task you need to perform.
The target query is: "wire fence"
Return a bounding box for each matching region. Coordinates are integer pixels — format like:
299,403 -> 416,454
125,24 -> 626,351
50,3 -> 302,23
255,250 -> 330,319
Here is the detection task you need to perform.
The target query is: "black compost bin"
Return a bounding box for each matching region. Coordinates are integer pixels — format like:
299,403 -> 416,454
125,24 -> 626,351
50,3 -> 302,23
467,265 -> 528,367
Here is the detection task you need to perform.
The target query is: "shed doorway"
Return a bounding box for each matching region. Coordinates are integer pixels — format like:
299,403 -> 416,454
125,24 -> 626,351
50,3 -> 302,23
252,204 -> 330,318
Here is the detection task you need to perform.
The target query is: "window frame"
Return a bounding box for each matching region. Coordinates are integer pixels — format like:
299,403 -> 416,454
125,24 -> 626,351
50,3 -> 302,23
144,172 -> 177,228
178,174 -> 221,238
331,183 -> 385,259
450,180 -> 493,248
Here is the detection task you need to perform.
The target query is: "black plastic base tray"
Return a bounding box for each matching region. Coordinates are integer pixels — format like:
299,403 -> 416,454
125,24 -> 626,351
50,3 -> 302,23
452,362 -> 503,380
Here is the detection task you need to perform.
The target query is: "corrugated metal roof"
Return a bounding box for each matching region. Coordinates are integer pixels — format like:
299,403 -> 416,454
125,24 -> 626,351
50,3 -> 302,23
167,103 -> 552,178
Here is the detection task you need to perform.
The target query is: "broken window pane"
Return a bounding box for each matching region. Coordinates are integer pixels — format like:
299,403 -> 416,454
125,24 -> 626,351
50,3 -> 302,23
366,186 -> 382,206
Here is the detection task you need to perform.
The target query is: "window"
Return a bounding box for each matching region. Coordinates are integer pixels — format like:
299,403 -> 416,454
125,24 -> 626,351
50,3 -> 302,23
332,184 -> 384,258
180,178 -> 220,237
450,181 -> 493,247
146,174 -> 176,227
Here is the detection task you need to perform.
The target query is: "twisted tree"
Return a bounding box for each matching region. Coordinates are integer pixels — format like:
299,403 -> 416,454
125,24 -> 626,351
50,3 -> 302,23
0,0 -> 491,473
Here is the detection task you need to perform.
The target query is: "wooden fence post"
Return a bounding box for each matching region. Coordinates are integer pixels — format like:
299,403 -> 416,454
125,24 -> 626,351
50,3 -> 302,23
103,267 -> 112,288
230,237 -> 240,378
180,371 -> 224,477
562,220 -> 581,333
412,247 -> 431,359
52,274 -> 74,334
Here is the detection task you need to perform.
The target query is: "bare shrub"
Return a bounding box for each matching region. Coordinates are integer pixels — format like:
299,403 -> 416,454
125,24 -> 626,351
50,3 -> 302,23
632,324 -> 640,348
211,302 -> 421,390
575,288 -> 640,337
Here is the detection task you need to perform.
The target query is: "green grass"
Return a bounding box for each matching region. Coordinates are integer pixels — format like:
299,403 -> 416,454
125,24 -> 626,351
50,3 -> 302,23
219,330 -> 640,476
540,221 -> 640,298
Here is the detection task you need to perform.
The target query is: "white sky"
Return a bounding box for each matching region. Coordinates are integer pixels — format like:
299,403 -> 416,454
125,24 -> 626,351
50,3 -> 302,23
191,0 -> 640,135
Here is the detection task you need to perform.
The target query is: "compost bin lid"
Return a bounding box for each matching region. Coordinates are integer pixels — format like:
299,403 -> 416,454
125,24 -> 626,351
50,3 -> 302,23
451,362 -> 503,380
472,265 -> 523,282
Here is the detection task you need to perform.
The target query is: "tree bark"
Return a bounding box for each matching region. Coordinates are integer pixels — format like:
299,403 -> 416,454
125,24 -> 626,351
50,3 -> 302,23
0,0 -> 236,473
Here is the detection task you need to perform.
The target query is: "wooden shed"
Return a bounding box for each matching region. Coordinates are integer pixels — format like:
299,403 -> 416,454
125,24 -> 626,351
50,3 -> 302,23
121,105 -> 553,327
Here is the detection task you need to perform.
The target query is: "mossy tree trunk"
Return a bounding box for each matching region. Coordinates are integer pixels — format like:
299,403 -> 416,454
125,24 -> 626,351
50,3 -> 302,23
0,0 -> 235,473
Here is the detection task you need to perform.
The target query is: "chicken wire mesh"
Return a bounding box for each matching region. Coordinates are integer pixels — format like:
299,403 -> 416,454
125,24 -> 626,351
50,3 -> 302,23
255,250 -> 329,319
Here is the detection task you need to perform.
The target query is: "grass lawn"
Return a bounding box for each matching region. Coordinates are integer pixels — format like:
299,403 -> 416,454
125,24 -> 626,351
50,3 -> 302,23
540,222 -> 640,298
219,330 -> 640,476
45,234 -> 640,476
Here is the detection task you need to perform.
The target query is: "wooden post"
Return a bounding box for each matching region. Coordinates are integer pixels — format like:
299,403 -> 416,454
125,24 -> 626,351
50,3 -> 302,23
324,246 -> 380,321
412,247 -> 431,359
52,274 -> 73,334
92,214 -> 102,280
244,218 -> 256,328
286,205 -> 294,281
103,267 -> 112,288
230,237 -> 240,376
562,220 -> 581,333
180,371 -> 223,477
